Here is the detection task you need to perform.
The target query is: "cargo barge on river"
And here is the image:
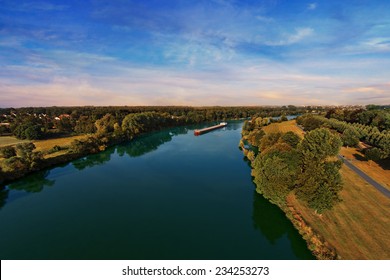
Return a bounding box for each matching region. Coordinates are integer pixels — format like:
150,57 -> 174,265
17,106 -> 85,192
194,122 -> 227,136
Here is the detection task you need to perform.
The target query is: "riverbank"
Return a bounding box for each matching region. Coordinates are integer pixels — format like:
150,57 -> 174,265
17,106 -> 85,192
240,120 -> 390,259
239,140 -> 336,260
0,119 -> 233,187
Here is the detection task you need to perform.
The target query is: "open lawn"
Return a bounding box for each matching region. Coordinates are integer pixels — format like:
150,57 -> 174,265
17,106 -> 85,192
340,147 -> 390,190
262,120 -> 305,138
263,120 -> 390,259
0,136 -> 29,147
33,135 -> 87,152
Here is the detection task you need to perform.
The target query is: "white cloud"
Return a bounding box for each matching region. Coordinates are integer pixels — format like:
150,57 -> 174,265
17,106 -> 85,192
265,27 -> 314,46
307,3 -> 317,10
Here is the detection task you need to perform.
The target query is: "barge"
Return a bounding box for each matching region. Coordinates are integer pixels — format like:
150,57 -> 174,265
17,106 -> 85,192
194,122 -> 227,136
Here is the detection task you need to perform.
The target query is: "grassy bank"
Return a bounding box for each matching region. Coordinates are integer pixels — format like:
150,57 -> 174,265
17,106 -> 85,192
245,120 -> 390,259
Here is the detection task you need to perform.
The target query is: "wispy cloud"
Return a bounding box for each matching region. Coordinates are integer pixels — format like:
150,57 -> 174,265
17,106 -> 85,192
1,0 -> 390,106
307,3 -> 317,11
265,27 -> 314,46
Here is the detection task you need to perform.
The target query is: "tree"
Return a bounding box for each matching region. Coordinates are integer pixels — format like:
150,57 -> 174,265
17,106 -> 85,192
259,132 -> 282,151
15,142 -> 36,162
297,128 -> 343,213
0,146 -> 16,158
341,127 -> 360,147
11,115 -> 46,140
281,131 -> 301,148
298,128 -> 341,162
247,129 -> 265,147
280,114 -> 288,122
1,157 -> 28,173
299,115 -> 325,131
252,145 -> 299,207
74,116 -> 96,134
95,114 -> 117,136
365,147 -> 382,163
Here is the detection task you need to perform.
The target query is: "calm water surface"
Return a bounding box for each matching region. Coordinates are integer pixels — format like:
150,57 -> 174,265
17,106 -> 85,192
0,121 -> 314,259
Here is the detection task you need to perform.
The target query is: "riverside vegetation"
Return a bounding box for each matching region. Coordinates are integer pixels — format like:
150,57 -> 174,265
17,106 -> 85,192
240,109 -> 390,259
0,106 -> 314,185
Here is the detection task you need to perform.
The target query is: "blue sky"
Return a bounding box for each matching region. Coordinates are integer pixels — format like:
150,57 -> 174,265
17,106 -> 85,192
1,0 -> 389,107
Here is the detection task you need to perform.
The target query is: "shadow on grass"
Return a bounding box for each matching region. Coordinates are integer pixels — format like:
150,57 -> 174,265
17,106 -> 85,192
377,159 -> 390,170
353,153 -> 390,170
353,153 -> 367,161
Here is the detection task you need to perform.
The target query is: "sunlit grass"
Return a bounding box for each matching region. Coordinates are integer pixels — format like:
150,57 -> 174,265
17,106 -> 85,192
0,136 -> 29,147
263,120 -> 390,259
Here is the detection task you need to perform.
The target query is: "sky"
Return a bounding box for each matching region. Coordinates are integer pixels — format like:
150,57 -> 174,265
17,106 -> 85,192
1,0 -> 390,107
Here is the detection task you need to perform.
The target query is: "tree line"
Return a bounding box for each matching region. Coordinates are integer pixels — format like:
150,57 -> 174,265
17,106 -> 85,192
297,114 -> 390,160
325,106 -> 390,131
0,106 -> 318,140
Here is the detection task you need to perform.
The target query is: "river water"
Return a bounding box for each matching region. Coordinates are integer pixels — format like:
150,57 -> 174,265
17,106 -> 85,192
0,121 -> 313,259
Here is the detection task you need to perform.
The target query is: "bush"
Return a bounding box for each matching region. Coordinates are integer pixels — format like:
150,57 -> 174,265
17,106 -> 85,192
0,146 -> 16,158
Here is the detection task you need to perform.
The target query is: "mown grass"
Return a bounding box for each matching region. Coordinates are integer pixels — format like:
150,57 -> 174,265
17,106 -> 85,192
262,120 -> 305,138
261,120 -> 390,259
33,135 -> 87,152
0,136 -> 29,147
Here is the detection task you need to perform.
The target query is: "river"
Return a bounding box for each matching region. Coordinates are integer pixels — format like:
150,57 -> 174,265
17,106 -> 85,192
0,121 -> 313,259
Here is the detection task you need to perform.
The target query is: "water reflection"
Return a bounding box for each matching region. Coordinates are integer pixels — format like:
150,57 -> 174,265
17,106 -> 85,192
251,191 -> 314,259
0,188 -> 8,209
72,150 -> 113,170
117,127 -> 188,158
225,121 -> 243,131
7,170 -> 55,193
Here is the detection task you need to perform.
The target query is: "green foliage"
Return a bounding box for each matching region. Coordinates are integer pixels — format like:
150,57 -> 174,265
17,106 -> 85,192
246,150 -> 256,162
54,118 -> 73,133
341,127 -> 360,147
252,145 -> 299,207
242,120 -> 255,135
1,157 -> 28,172
95,114 -> 117,136
121,112 -> 173,139
69,137 -> 101,154
0,146 -> 16,158
246,129 -> 265,147
298,128 -> 342,162
365,147 -> 382,162
297,128 -> 343,213
13,120 -> 43,140
48,145 -> 62,154
281,131 -> 300,148
15,142 -> 36,162
74,116 -> 96,134
280,114 -> 288,122
259,132 -> 283,151
298,115 -> 325,131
